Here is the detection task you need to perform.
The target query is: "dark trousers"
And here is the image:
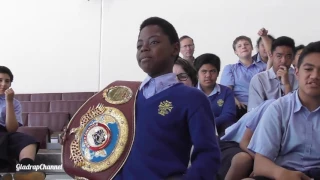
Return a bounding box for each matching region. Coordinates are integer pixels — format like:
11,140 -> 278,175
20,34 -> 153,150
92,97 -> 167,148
236,105 -> 247,120
0,126 -> 39,170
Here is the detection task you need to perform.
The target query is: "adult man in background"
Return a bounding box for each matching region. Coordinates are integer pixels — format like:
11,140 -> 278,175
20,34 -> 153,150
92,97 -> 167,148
180,35 -> 195,65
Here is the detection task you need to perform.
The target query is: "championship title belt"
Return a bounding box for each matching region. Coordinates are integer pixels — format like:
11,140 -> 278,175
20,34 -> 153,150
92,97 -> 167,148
62,81 -> 141,180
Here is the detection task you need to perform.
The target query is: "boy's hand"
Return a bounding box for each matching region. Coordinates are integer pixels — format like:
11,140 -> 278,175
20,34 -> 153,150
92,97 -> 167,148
275,169 -> 311,180
276,66 -> 290,85
5,88 -> 14,102
235,97 -> 246,109
258,28 -> 268,37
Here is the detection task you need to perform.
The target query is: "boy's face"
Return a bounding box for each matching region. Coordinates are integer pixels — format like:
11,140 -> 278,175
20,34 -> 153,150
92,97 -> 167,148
234,40 -> 253,59
0,73 -> 11,95
272,46 -> 294,73
258,41 -> 268,59
198,64 -> 218,89
137,25 -> 179,77
296,53 -> 320,97
292,49 -> 304,69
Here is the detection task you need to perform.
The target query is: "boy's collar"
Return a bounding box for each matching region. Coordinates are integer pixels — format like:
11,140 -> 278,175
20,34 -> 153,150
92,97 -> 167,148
139,73 -> 177,90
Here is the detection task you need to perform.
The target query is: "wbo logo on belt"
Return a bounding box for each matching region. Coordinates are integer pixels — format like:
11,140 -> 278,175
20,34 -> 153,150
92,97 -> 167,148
62,81 -> 141,180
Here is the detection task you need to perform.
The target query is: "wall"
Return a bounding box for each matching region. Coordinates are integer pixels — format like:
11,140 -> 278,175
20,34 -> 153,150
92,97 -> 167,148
100,0 -> 320,88
1,0 -> 320,93
0,0 -> 102,93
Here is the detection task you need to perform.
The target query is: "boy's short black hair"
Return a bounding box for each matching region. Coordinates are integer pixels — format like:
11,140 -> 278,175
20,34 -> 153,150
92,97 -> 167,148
297,41 -> 320,69
0,66 -> 14,82
232,36 -> 253,51
179,35 -> 193,43
194,53 -> 221,73
295,45 -> 305,56
271,36 -> 295,53
140,17 -> 179,45
257,35 -> 275,47
139,17 -> 179,61
175,57 -> 198,86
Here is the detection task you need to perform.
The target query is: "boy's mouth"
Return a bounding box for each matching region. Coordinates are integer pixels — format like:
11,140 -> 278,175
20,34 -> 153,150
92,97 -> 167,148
307,81 -> 320,87
140,57 -> 152,62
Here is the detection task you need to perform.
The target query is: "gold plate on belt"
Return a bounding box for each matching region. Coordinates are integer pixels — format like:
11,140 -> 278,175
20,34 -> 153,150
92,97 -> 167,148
103,86 -> 133,105
69,104 -> 129,173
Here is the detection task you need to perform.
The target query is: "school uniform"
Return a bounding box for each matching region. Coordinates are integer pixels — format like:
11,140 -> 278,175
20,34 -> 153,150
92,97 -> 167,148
252,53 -> 267,71
248,67 -> 298,111
0,95 -> 39,169
220,61 -> 264,119
216,99 -> 275,180
114,73 -> 221,180
197,83 -> 236,134
248,90 -> 320,179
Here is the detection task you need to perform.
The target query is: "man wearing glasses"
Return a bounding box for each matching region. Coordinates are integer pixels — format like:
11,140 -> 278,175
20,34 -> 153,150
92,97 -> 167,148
180,36 -> 195,65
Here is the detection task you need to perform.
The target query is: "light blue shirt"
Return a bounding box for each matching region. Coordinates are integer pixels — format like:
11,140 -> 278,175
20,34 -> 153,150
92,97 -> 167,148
139,73 -> 179,99
221,99 -> 275,143
255,53 -> 267,71
197,83 -> 220,97
248,90 -> 320,172
248,68 -> 298,111
0,95 -> 23,127
220,61 -> 264,105
289,66 -> 296,74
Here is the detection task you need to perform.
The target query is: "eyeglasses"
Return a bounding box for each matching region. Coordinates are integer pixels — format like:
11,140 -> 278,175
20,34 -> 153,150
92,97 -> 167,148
176,73 -> 189,81
181,44 -> 194,49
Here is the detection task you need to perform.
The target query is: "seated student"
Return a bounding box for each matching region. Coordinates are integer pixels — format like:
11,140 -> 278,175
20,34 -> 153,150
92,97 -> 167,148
248,36 -> 298,111
216,99 -> 275,180
254,28 -> 276,71
0,66 -> 45,180
247,41 -> 320,180
173,57 -> 198,87
113,17 -> 221,180
173,57 -> 218,167
194,53 -> 236,135
220,36 -> 264,119
252,30 -> 275,71
292,44 -> 305,69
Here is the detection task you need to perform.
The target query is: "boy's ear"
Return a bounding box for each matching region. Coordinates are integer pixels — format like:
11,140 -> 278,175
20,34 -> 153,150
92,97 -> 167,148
172,42 -> 180,56
294,66 -> 299,78
269,52 -> 273,58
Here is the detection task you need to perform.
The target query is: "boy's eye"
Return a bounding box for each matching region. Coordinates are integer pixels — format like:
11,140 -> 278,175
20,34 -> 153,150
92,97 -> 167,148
150,41 -> 159,45
286,55 -> 292,59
